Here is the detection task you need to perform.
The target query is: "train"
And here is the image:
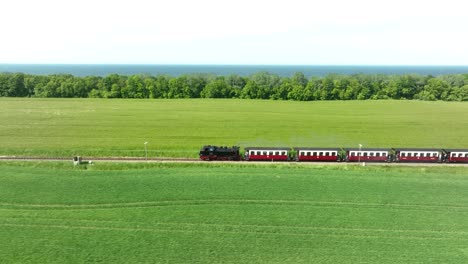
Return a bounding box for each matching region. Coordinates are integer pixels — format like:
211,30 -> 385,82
199,145 -> 468,163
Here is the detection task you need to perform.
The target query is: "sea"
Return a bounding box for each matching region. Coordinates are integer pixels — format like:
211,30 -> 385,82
1,64 -> 468,77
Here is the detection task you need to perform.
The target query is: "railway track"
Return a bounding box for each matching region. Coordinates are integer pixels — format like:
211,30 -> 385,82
0,156 -> 198,162
1,156 -> 467,166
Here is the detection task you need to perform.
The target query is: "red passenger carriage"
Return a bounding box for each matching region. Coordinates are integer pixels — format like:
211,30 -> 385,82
395,148 -> 442,163
294,148 -> 341,162
444,149 -> 468,163
346,148 -> 390,162
245,147 -> 290,161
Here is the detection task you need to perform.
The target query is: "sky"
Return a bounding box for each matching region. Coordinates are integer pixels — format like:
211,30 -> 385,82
0,0 -> 467,65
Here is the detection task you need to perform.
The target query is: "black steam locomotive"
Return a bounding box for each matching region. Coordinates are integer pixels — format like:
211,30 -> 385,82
199,145 -> 241,161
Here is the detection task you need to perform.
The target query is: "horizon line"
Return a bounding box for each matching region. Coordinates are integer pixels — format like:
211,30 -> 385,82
1,63 -> 468,67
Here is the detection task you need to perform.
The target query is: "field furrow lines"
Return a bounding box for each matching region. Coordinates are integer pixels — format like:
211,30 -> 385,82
1,158 -> 467,262
1,222 -> 467,242
2,216 -> 468,238
1,199 -> 467,211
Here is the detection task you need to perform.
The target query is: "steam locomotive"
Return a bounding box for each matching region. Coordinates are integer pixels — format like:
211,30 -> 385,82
199,145 -> 468,163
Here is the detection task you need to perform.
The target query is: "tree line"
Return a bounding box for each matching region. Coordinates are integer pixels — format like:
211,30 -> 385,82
1,72 -> 467,101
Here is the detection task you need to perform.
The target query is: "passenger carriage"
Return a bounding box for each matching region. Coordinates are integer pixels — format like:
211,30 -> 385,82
294,148 -> 341,162
395,148 -> 442,163
245,147 -> 290,161
444,149 -> 468,163
346,148 -> 391,162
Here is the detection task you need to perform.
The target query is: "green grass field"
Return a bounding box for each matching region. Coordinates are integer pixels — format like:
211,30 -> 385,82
1,98 -> 468,157
0,162 -> 467,263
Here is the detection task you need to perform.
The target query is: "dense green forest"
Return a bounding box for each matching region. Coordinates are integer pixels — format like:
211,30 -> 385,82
1,72 -> 467,101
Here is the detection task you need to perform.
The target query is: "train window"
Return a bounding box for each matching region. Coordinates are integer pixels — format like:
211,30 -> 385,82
408,153 -> 413,157
465,154 -> 468,158
425,153 -> 429,157
250,151 -> 254,155
325,152 -> 329,156
401,153 -> 406,157
459,153 -> 463,157
318,152 -> 322,156
332,152 -> 336,156
313,152 -> 317,156
369,152 -> 374,156
376,153 -> 380,157
351,152 -> 355,157
256,151 -> 260,155
451,153 -> 456,157
363,152 -> 367,156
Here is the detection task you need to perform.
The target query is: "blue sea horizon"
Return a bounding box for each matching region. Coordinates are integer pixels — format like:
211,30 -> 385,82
1,64 -> 468,77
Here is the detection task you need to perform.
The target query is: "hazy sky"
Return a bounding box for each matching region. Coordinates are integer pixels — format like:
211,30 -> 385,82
1,0 -> 467,65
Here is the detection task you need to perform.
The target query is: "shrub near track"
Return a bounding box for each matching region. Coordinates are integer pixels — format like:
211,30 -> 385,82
0,162 -> 467,263
1,98 -> 467,158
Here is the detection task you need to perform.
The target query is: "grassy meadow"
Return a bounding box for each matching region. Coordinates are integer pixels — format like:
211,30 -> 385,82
1,98 -> 467,158
0,162 -> 467,263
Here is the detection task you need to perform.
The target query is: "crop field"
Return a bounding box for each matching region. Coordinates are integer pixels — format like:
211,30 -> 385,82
0,162 -> 467,263
1,98 -> 467,158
